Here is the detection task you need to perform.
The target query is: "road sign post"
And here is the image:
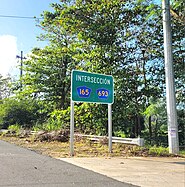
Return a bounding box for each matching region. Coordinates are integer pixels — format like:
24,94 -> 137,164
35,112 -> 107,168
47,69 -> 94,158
108,104 -> 112,153
70,70 -> 114,156
70,101 -> 74,156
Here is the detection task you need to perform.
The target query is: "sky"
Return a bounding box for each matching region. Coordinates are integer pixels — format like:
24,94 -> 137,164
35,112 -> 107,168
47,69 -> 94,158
0,0 -> 60,78
0,0 -> 161,78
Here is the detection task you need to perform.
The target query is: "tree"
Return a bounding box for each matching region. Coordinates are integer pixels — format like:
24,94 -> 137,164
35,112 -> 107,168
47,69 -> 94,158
20,3 -> 83,111
143,99 -> 168,146
171,1 -> 185,109
171,0 -> 185,24
22,46 -> 74,110
13,0 -> 184,143
38,0 -> 165,137
0,74 -> 11,100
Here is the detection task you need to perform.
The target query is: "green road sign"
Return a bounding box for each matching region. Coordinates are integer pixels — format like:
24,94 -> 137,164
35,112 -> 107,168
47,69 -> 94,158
71,70 -> 114,104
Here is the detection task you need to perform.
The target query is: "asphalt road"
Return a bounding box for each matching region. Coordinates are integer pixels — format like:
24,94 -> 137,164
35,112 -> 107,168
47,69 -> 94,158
0,140 -> 137,187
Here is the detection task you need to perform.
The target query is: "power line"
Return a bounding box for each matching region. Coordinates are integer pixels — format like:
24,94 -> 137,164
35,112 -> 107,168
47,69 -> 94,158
0,15 -> 43,20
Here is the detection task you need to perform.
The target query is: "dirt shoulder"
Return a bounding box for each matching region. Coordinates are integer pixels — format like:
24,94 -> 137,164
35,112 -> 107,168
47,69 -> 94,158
0,135 -> 139,158
0,132 -> 184,159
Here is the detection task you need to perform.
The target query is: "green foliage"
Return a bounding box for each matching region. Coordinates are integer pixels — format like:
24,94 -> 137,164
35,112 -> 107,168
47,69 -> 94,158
171,0 -> 185,24
179,150 -> 185,155
32,122 -> 61,132
54,0 -> 164,138
32,112 -> 68,132
21,46 -> 74,110
38,103 -> 108,135
0,98 -> 39,129
0,74 -> 11,100
171,1 -> 185,109
32,123 -> 42,132
41,122 -> 61,131
8,124 -> 21,135
148,146 -> 169,156
8,0 -> 184,148
74,103 -> 108,135
142,99 -> 168,146
48,108 -> 71,130
114,131 -> 126,138
32,107 -> 70,131
177,109 -> 185,146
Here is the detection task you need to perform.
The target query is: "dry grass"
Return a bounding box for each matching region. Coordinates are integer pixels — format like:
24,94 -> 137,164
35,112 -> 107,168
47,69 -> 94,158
0,135 -> 184,158
0,135 -> 142,158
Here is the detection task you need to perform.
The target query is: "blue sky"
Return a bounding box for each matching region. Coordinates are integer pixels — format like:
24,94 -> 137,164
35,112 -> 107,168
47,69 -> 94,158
0,0 -> 161,77
0,0 -> 60,77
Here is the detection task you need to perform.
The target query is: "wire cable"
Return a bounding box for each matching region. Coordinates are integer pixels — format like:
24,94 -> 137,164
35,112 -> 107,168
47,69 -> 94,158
0,15 -> 43,20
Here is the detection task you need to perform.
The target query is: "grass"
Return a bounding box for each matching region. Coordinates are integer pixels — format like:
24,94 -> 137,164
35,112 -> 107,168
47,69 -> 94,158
148,146 -> 169,156
0,134 -> 184,158
8,124 -> 21,135
179,150 -> 185,155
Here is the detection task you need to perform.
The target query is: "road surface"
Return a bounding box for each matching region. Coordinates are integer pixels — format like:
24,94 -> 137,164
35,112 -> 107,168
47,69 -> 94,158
0,140 -> 137,187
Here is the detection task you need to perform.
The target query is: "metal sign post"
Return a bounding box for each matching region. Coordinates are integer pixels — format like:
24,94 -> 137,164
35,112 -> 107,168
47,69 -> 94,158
108,104 -> 112,153
70,101 -> 74,156
70,70 -> 114,156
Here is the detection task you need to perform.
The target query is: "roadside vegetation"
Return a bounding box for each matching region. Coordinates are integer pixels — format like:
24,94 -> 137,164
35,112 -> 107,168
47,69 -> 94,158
0,0 -> 184,157
0,128 -> 184,158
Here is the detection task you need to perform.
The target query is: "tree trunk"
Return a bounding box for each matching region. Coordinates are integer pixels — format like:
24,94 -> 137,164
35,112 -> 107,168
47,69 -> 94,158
154,118 -> 158,145
149,116 -> 152,144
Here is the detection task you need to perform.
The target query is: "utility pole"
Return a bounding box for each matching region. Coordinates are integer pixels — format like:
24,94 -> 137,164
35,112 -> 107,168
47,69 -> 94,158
16,51 -> 26,90
162,0 -> 179,154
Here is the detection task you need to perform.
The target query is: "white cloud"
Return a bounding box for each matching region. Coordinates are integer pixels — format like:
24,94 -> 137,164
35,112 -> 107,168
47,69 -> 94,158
0,35 -> 18,77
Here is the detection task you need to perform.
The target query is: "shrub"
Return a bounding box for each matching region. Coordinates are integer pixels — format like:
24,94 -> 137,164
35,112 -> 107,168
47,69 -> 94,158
148,145 -> 169,156
8,124 -> 21,135
114,130 -> 126,138
0,98 -> 38,129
